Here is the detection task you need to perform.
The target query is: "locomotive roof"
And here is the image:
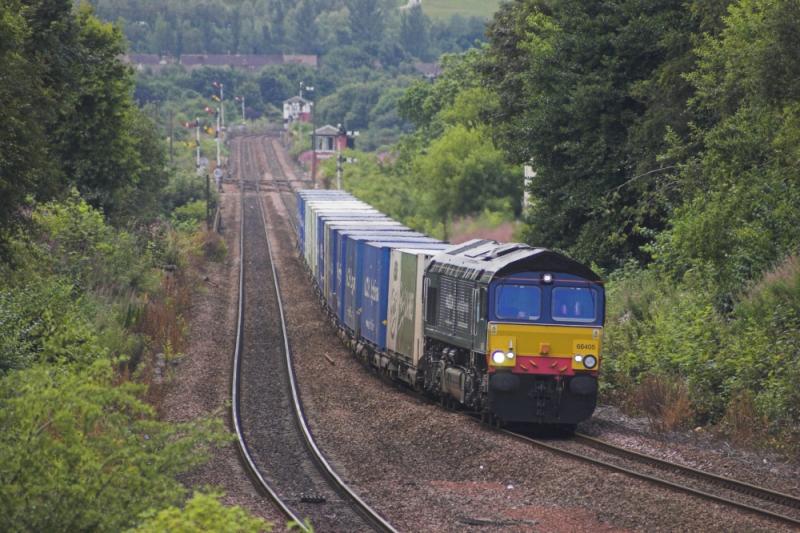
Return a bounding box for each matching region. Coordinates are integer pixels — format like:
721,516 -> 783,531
429,239 -> 602,283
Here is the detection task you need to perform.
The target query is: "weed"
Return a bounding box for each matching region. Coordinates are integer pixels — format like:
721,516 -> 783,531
630,373 -> 694,432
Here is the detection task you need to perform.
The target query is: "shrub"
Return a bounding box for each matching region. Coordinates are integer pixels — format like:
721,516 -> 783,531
171,200 -> 208,232
630,373 -> 694,432
0,361 -> 231,532
0,277 -> 107,373
131,492 -> 270,533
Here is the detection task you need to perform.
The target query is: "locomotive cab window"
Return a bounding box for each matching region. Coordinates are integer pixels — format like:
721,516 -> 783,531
552,287 -> 597,322
495,284 -> 541,321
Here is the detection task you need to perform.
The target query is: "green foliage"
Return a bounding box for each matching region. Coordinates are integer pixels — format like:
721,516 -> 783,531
171,200 -> 208,233
482,0 -> 703,267
0,1 -> 169,240
330,50 -> 518,237
413,124 -> 518,238
652,0 -> 800,304
0,360 -> 231,532
0,277 -> 107,373
604,255 -> 800,442
131,491 -> 270,533
91,0 -> 487,65
22,192 -> 155,294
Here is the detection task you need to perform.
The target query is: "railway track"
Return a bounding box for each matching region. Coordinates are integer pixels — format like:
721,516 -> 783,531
237,132 -> 800,530
499,426 -> 800,528
231,136 -> 396,532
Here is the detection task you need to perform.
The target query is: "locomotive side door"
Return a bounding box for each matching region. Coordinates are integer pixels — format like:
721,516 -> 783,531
472,286 -> 488,353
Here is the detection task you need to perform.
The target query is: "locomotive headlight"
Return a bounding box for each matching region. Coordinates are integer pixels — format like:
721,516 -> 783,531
574,355 -> 583,363
506,351 -> 515,360
583,355 -> 597,369
492,350 -> 506,364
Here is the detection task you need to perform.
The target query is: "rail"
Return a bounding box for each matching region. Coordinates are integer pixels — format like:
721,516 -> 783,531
233,134 -> 397,532
502,427 -> 800,527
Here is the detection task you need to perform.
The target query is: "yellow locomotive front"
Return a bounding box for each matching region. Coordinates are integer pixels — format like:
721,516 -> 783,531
486,273 -> 604,425
422,240 -> 604,428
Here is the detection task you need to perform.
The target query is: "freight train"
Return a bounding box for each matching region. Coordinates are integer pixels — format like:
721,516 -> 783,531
296,190 -> 604,429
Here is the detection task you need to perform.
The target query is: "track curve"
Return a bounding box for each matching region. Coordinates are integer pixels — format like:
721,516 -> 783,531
231,134 -> 397,532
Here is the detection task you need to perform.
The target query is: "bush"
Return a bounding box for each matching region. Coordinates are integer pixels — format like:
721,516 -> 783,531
131,492 -> 270,533
603,253 -> 800,451
0,277 -> 107,373
171,200 -> 208,232
630,374 -> 693,432
0,361 -> 230,532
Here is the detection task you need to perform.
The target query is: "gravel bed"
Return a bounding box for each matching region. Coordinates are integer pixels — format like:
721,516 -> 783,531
582,405 -> 800,499
159,181 -> 286,526
544,428 -> 800,522
238,167 -> 372,529
256,138 -> 796,531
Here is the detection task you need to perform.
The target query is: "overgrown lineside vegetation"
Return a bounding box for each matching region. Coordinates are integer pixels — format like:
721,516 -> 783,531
0,1 -> 266,530
316,0 -> 800,451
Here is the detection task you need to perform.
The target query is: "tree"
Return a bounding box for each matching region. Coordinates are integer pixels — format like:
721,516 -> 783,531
0,361 -> 230,532
413,124 -> 518,239
481,0 -> 707,268
58,5 -> 167,221
0,1 -> 52,242
400,4 -> 429,60
347,0 -> 386,48
286,0 -> 320,54
653,0 -> 800,302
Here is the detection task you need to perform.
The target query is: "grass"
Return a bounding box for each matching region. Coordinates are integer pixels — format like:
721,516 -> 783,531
416,0 -> 502,20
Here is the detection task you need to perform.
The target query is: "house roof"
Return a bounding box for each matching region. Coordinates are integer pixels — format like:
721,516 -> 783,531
314,124 -> 342,136
125,54 -> 163,65
285,95 -> 310,104
179,54 -> 284,68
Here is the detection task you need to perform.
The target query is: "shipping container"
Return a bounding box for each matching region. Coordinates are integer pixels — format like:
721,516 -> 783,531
305,201 -> 374,270
296,191 -> 353,250
324,225 -> 418,309
297,193 -> 355,255
336,227 -> 424,324
360,240 -> 445,351
305,201 -> 373,264
386,246 -> 451,365
315,213 -> 389,288
341,233 -> 440,338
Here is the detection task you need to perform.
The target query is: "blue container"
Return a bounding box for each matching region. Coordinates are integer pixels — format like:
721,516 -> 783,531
296,190 -> 353,250
315,213 -> 388,288
306,201 -> 375,272
322,219 -> 424,312
359,240 -> 444,350
296,191 -> 354,253
336,228 -> 426,324
341,233 -> 440,336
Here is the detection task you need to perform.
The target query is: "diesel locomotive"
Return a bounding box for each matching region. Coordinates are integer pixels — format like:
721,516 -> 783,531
296,190 -> 604,429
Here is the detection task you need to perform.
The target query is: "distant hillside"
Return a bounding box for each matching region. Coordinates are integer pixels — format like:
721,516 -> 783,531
421,0 -> 501,20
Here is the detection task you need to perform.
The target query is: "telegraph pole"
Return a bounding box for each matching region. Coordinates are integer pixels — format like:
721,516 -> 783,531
235,96 -> 245,123
195,117 -> 201,169
301,82 -> 316,184
215,107 -> 221,167
168,109 -> 174,165
212,81 -> 225,140
219,83 -> 225,140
